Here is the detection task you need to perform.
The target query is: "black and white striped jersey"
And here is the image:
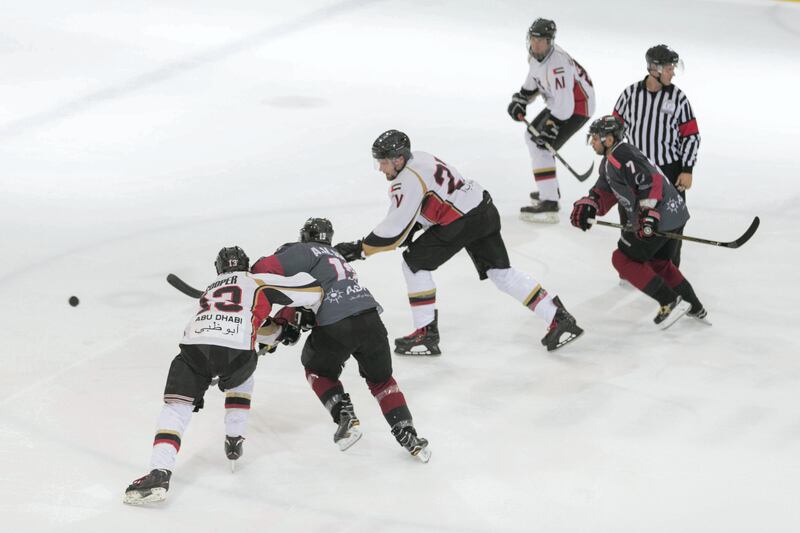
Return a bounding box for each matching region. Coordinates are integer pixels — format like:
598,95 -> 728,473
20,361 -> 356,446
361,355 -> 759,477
613,78 -> 700,173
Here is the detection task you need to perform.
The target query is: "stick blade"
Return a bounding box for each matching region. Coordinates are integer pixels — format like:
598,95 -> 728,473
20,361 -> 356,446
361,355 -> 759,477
725,216 -> 760,249
167,273 -> 205,298
575,161 -> 594,182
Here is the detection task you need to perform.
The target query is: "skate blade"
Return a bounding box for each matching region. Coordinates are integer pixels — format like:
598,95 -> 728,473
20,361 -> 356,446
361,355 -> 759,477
394,345 -> 441,356
123,487 -> 167,506
657,301 -> 692,330
546,328 -> 584,352
336,427 -> 363,451
230,460 -> 237,473
690,315 -> 712,326
412,445 -> 431,463
519,212 -> 559,224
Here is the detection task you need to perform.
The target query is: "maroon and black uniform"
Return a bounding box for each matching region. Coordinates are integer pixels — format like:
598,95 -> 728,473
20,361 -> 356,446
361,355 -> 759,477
252,242 -> 414,428
587,141 -> 702,311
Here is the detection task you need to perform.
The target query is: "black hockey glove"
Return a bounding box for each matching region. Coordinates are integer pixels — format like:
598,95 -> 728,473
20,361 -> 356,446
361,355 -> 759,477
334,240 -> 364,262
637,208 -> 661,239
277,323 -> 301,346
529,117 -> 560,147
294,307 -> 316,331
570,196 -> 598,231
507,92 -> 528,121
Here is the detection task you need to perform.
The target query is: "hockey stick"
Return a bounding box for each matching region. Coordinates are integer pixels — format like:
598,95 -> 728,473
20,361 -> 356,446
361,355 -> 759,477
166,273 -> 204,298
588,216 -> 760,249
525,120 -> 594,182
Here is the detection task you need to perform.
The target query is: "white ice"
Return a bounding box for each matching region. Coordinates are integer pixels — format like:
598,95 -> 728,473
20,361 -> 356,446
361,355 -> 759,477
1,1 -> 799,532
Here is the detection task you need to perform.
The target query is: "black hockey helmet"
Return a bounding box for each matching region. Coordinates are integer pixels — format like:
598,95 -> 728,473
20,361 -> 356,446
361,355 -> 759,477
372,129 -> 411,160
588,115 -> 626,143
300,217 -> 334,245
527,18 -> 556,41
646,44 -> 680,68
215,246 -> 249,275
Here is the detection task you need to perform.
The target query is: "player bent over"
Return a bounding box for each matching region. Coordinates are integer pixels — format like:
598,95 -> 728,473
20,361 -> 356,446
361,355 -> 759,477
571,116 -> 708,328
252,218 -> 431,461
334,130 -> 583,356
124,247 -> 319,505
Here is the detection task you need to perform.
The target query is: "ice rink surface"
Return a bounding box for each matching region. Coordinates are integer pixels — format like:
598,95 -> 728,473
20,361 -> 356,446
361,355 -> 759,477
1,0 -> 799,531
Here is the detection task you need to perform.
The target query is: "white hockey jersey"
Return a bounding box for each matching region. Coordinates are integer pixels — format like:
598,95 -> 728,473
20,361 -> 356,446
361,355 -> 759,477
521,44 -> 596,121
362,151 -> 485,256
182,271 -> 322,351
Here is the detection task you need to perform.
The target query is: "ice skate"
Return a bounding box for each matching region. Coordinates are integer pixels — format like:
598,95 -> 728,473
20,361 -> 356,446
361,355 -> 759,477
529,191 -> 540,203
686,306 -> 711,326
394,311 -> 441,356
225,435 -> 245,472
541,297 -> 583,351
333,394 -> 362,451
520,200 -> 559,223
654,296 -> 691,329
391,424 -> 431,463
123,469 -> 172,505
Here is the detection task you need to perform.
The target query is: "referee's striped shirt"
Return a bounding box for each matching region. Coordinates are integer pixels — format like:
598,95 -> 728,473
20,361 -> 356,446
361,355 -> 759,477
613,77 -> 700,173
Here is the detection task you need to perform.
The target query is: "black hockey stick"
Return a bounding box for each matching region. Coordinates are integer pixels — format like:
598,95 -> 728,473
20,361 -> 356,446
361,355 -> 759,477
525,120 -> 594,182
166,273 -> 204,298
588,216 -> 760,249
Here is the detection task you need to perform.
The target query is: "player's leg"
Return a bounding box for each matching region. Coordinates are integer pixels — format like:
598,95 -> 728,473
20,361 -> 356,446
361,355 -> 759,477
650,236 -> 708,323
352,311 -> 430,462
301,325 -> 361,451
124,346 -> 211,505
612,236 -> 691,328
216,347 -> 258,468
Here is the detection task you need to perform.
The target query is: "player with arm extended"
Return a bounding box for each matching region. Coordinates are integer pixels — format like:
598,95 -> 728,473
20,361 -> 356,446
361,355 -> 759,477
506,18 -> 596,223
570,116 -> 708,328
251,218 -> 430,462
123,246 -> 322,505
613,44 -> 700,266
333,130 -> 583,356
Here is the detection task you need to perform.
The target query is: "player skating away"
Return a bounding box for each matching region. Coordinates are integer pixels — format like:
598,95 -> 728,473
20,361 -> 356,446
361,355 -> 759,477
570,116 -> 709,328
251,218 -> 431,462
507,18 -> 596,223
124,247 -> 322,505
333,130 -> 584,356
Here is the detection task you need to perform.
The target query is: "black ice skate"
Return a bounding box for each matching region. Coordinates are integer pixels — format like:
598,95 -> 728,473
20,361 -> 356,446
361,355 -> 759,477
654,296 -> 692,329
391,423 -> 431,463
123,468 -> 172,505
541,297 -> 584,351
686,306 -> 712,326
225,435 -> 245,472
333,394 -> 362,451
394,312 -> 441,356
529,191 -> 540,202
520,200 -> 559,224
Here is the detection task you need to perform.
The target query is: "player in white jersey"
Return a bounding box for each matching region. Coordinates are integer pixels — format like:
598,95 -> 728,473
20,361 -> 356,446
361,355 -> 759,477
506,18 -> 596,223
124,246 -> 323,505
334,130 -> 584,356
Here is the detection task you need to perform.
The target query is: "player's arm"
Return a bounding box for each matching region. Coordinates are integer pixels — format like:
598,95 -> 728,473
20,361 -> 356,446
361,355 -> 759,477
569,175 -> 616,231
507,69 -> 540,121
676,94 -> 700,191
251,243 -> 313,277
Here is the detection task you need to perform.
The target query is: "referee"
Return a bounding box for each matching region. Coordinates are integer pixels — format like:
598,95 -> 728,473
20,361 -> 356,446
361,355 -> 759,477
612,44 -> 700,267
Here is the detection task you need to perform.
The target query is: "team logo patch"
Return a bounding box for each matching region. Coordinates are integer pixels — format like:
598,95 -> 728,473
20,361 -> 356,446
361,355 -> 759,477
325,288 -> 344,304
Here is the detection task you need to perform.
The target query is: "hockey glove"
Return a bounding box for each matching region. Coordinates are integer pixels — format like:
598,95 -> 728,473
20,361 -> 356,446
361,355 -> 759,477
570,196 -> 599,231
507,92 -> 528,121
334,240 -> 364,262
295,307 -> 316,331
530,117 -> 560,147
272,307 -> 302,346
638,208 -> 661,238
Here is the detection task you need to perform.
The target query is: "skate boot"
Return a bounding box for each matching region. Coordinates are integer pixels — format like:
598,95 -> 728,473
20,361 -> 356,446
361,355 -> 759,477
225,435 -> 245,472
529,191 -> 540,202
541,296 -> 584,351
654,296 -> 692,329
123,469 -> 172,505
391,423 -> 431,463
520,200 -> 559,224
333,393 -> 362,451
686,305 -> 711,326
394,311 -> 441,356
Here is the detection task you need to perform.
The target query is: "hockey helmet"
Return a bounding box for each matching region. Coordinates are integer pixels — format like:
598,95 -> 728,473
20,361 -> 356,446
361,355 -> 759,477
646,44 -> 683,74
372,129 -> 411,160
527,18 -> 556,41
300,217 -> 334,245
215,246 -> 249,275
588,115 -> 626,143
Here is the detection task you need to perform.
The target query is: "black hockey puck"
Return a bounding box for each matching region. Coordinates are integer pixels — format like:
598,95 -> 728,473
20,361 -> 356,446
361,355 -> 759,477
69,296 -> 80,307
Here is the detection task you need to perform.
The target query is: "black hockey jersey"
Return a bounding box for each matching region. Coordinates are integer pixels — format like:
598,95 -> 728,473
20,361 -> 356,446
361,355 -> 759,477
591,141 -> 689,232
